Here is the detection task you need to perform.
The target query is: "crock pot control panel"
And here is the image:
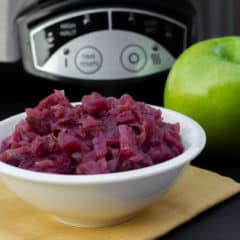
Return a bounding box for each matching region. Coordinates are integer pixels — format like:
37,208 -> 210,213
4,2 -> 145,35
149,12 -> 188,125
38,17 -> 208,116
30,8 -> 187,80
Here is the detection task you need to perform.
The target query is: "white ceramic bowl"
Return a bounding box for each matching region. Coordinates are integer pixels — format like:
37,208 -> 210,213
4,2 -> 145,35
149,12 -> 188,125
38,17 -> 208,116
0,106 -> 206,227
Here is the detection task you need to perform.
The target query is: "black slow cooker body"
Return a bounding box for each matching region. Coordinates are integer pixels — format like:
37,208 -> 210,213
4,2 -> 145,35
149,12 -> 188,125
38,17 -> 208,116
17,0 -> 197,105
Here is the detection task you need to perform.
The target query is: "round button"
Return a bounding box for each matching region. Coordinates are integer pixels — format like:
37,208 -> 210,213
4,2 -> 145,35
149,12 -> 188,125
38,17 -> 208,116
121,45 -> 147,72
75,46 -> 103,74
129,53 -> 140,64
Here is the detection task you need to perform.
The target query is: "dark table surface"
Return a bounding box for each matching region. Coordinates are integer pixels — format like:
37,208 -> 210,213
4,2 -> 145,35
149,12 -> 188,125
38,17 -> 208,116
1,69 -> 240,240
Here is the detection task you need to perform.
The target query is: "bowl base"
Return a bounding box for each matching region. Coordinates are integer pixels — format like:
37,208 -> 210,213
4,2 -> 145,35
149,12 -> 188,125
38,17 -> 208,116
54,214 -> 135,228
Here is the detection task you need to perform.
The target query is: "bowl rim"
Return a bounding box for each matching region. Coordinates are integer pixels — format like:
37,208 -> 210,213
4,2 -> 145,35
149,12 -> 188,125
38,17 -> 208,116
0,106 -> 206,185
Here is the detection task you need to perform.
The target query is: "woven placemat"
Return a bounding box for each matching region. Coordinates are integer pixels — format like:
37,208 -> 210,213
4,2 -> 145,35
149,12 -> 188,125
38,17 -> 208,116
0,165 -> 239,240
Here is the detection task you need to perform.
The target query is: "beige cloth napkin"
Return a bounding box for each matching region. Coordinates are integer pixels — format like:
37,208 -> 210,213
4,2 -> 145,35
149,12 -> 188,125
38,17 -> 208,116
0,166 -> 239,240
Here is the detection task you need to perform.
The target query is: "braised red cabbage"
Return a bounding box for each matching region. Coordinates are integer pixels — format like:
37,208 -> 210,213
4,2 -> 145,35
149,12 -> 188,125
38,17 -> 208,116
0,90 -> 184,174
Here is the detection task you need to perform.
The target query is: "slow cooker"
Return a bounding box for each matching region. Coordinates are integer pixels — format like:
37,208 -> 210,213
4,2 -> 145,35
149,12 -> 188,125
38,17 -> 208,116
1,0 -> 197,104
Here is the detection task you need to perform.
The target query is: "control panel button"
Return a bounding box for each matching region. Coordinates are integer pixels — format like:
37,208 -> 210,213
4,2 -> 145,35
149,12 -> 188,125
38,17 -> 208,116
120,45 -> 147,72
75,46 -> 103,74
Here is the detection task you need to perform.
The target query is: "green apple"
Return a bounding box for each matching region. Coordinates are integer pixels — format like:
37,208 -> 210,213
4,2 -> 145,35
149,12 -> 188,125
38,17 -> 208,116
164,37 -> 240,156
